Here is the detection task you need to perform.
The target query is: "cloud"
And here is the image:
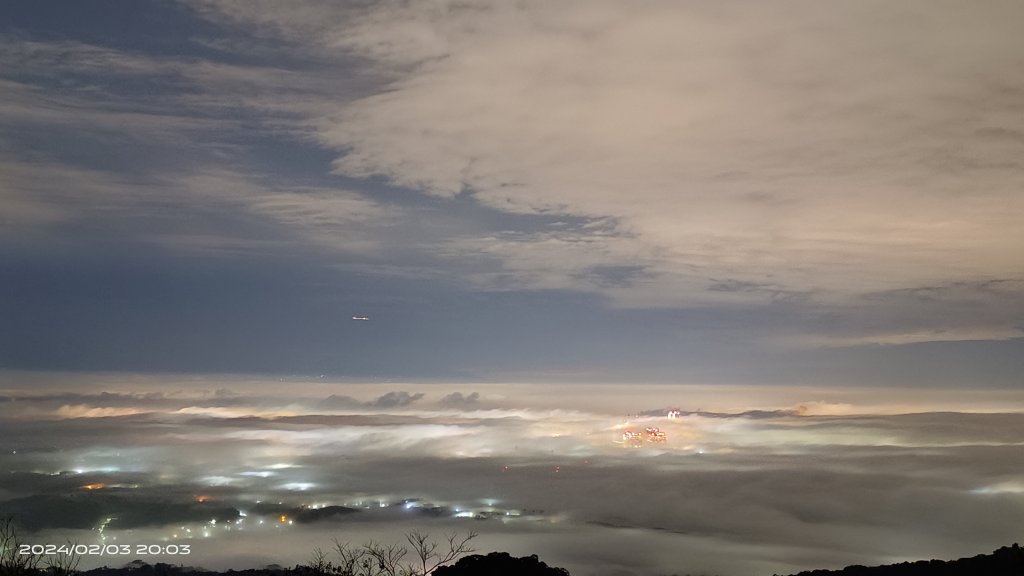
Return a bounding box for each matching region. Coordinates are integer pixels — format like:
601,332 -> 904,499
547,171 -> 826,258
439,392 -> 480,407
3,379 -> 1024,574
369,391 -> 425,408
3,0 -> 1021,376
776,279 -> 1024,347
0,33 -> 380,239
320,394 -> 361,409
0,155 -> 152,227
184,0 -> 1024,320
54,405 -> 151,419
786,401 -> 857,417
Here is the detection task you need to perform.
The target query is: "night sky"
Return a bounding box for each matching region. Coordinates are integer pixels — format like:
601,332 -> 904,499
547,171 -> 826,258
2,0 -> 1022,385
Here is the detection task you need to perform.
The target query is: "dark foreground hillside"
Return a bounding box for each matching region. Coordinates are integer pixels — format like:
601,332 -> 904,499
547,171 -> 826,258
782,543 -> 1024,576
9,544 -> 1020,576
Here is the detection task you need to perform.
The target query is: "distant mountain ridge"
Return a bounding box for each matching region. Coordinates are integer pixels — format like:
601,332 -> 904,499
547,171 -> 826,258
781,543 -> 1024,576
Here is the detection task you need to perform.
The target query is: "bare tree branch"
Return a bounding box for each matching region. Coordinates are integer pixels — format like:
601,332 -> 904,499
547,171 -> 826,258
1,517 -> 42,576
405,531 -> 477,576
304,531 -> 476,576
43,539 -> 80,576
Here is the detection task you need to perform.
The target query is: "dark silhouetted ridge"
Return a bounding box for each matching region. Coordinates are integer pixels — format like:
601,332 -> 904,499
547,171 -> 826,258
433,552 -> 570,575
782,543 -> 1024,576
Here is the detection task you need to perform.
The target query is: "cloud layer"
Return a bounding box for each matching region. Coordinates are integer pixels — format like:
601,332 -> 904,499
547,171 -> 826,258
2,377 -> 1024,575
188,1 -> 1024,309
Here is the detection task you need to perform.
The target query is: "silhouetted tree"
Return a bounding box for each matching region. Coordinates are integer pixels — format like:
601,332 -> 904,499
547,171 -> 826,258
301,531 -> 476,576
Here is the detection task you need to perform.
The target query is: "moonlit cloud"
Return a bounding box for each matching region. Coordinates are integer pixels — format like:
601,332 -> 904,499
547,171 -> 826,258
368,391 -> 425,408
270,2 -> 1024,295
165,0 -> 1024,350
439,391 -> 480,407
2,377 -> 1023,575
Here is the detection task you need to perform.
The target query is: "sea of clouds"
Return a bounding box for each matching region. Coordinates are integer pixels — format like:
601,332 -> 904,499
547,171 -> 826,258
2,374 -> 1023,576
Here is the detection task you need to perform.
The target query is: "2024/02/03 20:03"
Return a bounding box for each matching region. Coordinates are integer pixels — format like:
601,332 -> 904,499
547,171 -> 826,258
20,544 -> 192,557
